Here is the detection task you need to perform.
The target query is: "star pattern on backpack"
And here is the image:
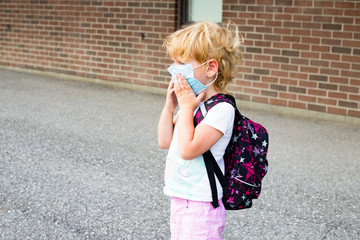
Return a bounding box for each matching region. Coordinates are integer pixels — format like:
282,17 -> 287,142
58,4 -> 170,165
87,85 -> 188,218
194,94 -> 269,210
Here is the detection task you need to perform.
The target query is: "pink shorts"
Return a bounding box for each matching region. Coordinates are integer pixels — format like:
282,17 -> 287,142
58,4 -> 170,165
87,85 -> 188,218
170,197 -> 226,240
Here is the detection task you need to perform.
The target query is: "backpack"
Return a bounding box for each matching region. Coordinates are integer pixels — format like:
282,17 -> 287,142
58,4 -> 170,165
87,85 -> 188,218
194,94 -> 269,210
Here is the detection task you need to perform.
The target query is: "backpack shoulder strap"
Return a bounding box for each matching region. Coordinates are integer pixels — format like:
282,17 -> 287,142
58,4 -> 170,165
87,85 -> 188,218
203,150 -> 225,208
194,93 -> 236,126
194,94 -> 236,208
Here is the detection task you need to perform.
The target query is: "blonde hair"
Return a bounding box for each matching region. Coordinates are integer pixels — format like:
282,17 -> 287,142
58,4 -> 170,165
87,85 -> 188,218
164,21 -> 243,91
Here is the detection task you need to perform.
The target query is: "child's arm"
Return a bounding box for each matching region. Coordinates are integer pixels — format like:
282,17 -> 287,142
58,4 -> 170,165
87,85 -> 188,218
157,81 -> 178,149
174,74 -> 224,160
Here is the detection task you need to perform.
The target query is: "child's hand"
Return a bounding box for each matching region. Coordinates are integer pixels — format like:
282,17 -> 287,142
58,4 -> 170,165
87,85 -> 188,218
174,73 -> 205,111
164,80 -> 178,112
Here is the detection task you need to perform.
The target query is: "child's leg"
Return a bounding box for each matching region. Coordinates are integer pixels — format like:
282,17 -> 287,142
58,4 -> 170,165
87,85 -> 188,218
170,197 -> 226,240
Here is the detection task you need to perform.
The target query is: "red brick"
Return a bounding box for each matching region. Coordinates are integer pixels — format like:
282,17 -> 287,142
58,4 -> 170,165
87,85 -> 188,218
263,76 -> 279,83
265,20 -> 282,27
274,14 -> 292,21
300,66 -> 318,74
280,78 -> 298,86
244,87 -> 260,95
345,9 -> 360,17
253,82 -> 269,89
321,53 -> 340,61
324,9 -> 343,16
293,15 -> 311,22
339,85 -> 359,94
312,30 -> 331,38
330,62 -> 351,70
318,97 -> 337,106
349,94 -> 360,102
258,0 -> 275,5
333,32 -> 353,39
329,76 -> 349,84
314,1 -> 333,8
328,107 -> 347,116
284,7 -> 301,14
245,60 -> 262,68
294,0 -> 313,7
273,42 -> 291,48
290,72 -> 308,80
303,22 -> 321,29
301,51 -> 320,59
254,41 -> 270,48
335,2 -> 355,9
292,29 -> 311,36
289,101 -> 306,109
348,110 -> 360,118
299,95 -> 317,103
351,79 -> 360,86
283,36 -> 301,43
279,92 -> 297,100
261,90 -> 278,97
254,55 -> 271,61
270,98 -> 287,106
235,93 -> 251,101
328,92 -> 348,100
308,103 -> 326,112
311,45 -> 330,52
281,64 -> 298,72
320,68 -> 339,76
343,40 -> 360,48
342,55 -> 360,63
292,44 -> 310,51
339,100 -> 358,109
344,24 -> 360,32
253,96 -> 269,104
334,17 -> 354,25
256,13 -> 273,20
341,70 -> 360,79
308,89 -> 327,97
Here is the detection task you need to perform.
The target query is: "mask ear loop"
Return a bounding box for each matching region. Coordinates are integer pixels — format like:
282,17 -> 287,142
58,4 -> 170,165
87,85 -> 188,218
205,72 -> 218,87
193,60 -> 209,69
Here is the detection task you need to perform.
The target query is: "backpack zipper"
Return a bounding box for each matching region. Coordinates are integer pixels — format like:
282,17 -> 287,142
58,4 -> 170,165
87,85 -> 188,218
234,177 -> 258,188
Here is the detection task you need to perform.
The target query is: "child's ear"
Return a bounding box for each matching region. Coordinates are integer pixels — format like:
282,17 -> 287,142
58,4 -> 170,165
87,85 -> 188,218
207,59 -> 218,78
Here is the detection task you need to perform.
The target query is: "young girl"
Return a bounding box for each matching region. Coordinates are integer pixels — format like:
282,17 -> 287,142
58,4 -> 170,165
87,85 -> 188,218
158,22 -> 243,240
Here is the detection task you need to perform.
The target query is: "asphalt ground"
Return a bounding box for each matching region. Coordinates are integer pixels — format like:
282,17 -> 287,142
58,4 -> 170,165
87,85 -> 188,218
0,68 -> 359,240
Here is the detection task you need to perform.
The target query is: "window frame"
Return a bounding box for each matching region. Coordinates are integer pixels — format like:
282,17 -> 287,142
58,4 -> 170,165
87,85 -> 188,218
178,0 -> 222,28
178,0 -> 189,28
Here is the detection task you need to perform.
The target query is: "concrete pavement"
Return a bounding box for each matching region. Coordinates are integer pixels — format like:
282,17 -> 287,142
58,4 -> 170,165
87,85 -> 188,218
0,68 -> 359,239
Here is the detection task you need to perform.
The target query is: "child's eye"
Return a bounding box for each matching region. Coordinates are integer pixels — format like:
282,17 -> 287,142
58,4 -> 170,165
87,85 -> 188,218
174,60 -> 185,65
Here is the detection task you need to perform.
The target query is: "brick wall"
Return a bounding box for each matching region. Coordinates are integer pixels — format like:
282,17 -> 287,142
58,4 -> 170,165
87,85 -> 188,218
223,0 -> 360,118
0,0 -> 359,119
0,0 -> 177,89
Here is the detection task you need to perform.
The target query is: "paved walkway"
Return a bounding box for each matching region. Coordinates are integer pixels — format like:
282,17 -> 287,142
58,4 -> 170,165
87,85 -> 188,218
0,68 -> 359,239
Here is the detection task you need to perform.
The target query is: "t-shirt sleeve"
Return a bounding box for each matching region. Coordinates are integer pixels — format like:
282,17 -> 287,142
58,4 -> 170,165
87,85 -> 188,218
202,102 -> 235,135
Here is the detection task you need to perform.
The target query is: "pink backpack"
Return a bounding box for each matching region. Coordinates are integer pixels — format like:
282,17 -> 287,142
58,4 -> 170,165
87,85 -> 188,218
194,94 -> 269,210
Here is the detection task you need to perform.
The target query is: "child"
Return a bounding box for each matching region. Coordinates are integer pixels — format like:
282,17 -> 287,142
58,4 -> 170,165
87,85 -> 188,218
157,22 -> 243,240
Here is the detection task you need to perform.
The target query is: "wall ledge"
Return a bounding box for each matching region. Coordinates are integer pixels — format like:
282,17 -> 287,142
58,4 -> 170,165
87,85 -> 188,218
1,65 -> 359,126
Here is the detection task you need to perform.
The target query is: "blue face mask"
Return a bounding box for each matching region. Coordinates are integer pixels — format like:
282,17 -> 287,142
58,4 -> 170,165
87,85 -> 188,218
168,61 -> 215,96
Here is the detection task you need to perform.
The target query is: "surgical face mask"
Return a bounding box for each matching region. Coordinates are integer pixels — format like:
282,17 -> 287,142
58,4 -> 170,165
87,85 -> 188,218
167,61 -> 218,96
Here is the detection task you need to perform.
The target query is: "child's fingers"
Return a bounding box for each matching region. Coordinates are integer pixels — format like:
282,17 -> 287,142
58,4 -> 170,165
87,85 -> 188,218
167,79 -> 174,90
196,90 -> 206,102
177,75 -> 184,90
174,73 -> 182,85
174,74 -> 184,91
168,88 -> 175,95
177,74 -> 189,91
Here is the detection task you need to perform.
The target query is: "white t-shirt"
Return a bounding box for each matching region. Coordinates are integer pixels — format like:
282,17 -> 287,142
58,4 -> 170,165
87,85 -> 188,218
163,102 -> 235,202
